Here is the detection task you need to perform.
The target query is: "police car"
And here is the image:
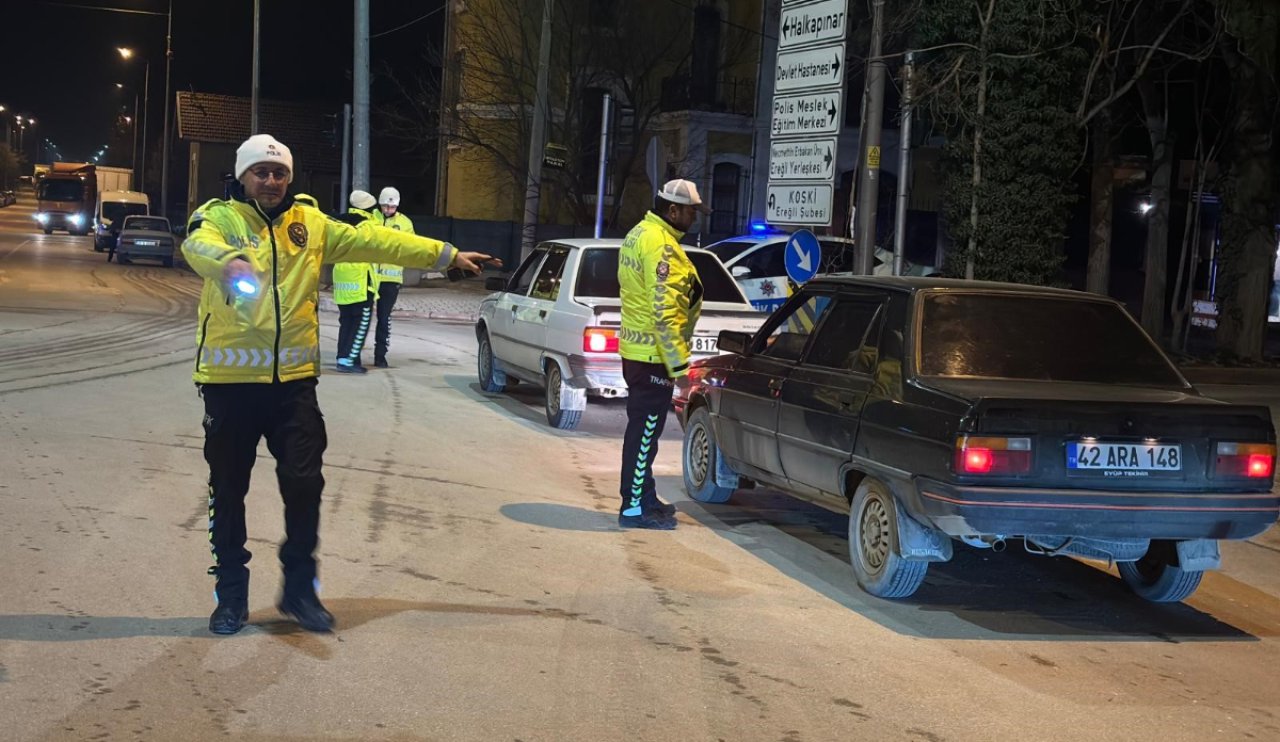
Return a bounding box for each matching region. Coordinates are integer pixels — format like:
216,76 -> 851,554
704,226 -> 858,312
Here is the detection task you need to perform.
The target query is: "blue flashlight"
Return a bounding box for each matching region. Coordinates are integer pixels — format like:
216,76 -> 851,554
234,279 -> 258,296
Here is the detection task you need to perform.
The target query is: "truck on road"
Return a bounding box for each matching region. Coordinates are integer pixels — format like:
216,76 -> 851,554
36,162 -> 97,235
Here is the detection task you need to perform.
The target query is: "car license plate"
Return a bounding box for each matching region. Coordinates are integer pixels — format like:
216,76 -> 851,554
135,240 -> 158,246
1068,442 -> 1182,471
691,335 -> 718,354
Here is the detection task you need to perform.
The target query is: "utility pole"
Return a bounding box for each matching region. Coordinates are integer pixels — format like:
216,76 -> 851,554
160,0 -> 173,216
340,103 -> 352,208
520,0 -> 554,260
251,0 -> 261,135
353,0 -> 371,191
140,60 -> 150,193
593,94 -> 612,239
854,0 -> 887,275
892,51 -> 914,277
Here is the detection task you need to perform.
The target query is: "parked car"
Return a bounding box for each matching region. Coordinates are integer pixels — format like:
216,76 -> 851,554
675,276 -> 1278,602
476,239 -> 767,430
114,215 -> 176,267
94,190 -> 150,252
704,231 -> 857,312
0,190 -> 16,207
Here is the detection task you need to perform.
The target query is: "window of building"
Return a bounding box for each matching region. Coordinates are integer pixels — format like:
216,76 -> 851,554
710,162 -> 740,235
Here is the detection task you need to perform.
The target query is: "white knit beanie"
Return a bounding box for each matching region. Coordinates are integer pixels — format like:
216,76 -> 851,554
234,134 -> 294,181
348,190 -> 377,210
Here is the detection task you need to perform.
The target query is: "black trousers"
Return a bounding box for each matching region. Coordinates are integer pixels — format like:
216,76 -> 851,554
337,293 -> 374,366
374,282 -> 400,361
201,378 -> 328,602
619,360 -> 675,515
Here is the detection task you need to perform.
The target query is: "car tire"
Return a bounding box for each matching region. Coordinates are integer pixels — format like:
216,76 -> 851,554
43,228 -> 52,235
848,478 -> 928,599
476,331 -> 506,393
544,363 -> 581,430
1118,548 -> 1204,603
117,254 -> 131,265
93,241 -> 105,252
682,406 -> 737,503
163,257 -> 174,268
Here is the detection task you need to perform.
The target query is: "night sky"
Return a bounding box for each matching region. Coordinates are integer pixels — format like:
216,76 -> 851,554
3,0 -> 444,163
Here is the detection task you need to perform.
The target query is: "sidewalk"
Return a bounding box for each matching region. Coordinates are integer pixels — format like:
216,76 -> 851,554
318,276 -> 491,321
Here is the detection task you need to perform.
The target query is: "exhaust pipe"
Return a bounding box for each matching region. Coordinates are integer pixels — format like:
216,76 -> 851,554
990,538 -> 1006,553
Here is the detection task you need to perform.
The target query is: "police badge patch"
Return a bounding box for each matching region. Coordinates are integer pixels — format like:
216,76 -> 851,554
656,261 -> 670,280
287,222 -> 308,247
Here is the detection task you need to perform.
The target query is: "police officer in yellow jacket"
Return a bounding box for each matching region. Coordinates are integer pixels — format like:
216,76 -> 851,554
616,179 -> 706,530
183,134 -> 497,635
373,187 -> 412,367
332,191 -> 380,373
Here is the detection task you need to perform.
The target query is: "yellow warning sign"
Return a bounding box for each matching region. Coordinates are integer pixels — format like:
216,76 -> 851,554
867,145 -> 881,168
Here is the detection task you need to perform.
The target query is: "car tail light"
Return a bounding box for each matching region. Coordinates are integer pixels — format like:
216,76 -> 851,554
955,436 -> 1032,475
1214,442 -> 1276,479
583,327 -> 619,354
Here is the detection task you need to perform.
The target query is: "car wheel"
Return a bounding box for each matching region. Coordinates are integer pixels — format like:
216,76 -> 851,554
544,363 -> 581,430
682,406 -> 737,503
163,257 -> 174,268
1118,547 -> 1204,603
848,478 -> 928,599
117,254 -> 131,265
476,331 -> 506,393
93,241 -> 105,252
43,228 -> 52,235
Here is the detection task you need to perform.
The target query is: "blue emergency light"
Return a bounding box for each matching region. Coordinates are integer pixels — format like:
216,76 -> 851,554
234,279 -> 258,296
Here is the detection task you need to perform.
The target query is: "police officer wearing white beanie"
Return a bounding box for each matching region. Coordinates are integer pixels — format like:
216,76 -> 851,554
372,186 -> 415,367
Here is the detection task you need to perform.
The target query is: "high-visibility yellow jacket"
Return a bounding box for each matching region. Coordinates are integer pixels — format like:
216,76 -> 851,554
375,211 -> 415,285
617,211 -> 703,378
333,207 -> 379,305
182,195 -> 457,384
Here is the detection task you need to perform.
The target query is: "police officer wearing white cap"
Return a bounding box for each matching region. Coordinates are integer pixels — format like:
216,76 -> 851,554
372,187 -> 414,367
614,178 -> 708,530
182,133 -> 500,635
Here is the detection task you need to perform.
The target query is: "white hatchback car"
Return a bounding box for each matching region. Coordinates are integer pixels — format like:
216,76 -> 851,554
476,239 -> 766,430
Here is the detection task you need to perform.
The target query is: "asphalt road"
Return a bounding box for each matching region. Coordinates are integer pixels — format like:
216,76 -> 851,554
1,192 -> 1279,741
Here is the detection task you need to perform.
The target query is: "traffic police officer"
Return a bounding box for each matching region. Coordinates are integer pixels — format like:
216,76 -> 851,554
373,187 -> 412,367
616,179 -> 707,530
332,190 -> 379,373
183,134 -> 496,634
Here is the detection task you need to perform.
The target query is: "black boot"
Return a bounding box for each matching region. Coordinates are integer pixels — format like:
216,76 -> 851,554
278,591 -> 334,632
209,599 -> 249,635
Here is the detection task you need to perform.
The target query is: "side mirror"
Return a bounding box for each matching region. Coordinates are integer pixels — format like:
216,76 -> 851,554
717,330 -> 751,355
730,265 -> 751,279
484,276 -> 507,292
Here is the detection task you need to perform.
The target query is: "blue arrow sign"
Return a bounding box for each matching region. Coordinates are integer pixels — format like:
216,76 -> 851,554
785,229 -> 820,284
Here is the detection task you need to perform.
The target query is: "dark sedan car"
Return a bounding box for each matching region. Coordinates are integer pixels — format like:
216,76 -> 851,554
675,276 -> 1278,602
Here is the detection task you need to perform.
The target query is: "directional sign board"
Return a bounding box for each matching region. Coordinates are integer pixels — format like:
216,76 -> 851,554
779,0 -> 849,52
775,43 -> 845,93
766,183 -> 834,227
769,137 -> 837,181
771,90 -> 843,138
784,229 -> 821,283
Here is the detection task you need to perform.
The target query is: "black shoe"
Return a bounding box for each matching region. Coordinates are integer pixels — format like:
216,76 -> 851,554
278,593 -> 335,632
374,358 -> 389,368
646,499 -> 677,517
334,363 -> 368,374
209,600 -> 249,635
618,511 -> 678,530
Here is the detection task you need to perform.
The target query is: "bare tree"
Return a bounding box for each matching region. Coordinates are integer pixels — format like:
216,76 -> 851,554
377,0 -> 754,227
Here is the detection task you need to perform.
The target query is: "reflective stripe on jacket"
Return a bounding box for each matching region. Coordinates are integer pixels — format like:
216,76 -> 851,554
182,196 -> 457,384
617,211 -> 702,378
375,211 -> 414,284
334,207 -> 378,305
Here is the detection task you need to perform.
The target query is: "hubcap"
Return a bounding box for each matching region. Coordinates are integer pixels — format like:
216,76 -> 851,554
859,496 -> 891,573
688,423 -> 710,486
547,368 -> 561,415
479,339 -> 492,381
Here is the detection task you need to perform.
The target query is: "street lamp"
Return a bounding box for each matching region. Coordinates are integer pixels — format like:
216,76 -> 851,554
115,82 -> 140,174
118,47 -> 150,192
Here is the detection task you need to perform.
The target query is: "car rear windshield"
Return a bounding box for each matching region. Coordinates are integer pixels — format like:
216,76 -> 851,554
38,180 -> 87,202
918,292 -> 1186,386
575,248 -> 745,304
124,217 -> 169,232
105,203 -> 150,224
